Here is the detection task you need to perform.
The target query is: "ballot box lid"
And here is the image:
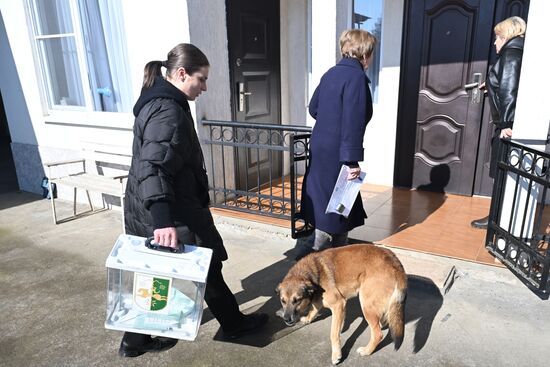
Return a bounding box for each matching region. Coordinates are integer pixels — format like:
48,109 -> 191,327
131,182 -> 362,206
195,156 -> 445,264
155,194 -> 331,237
105,234 -> 212,282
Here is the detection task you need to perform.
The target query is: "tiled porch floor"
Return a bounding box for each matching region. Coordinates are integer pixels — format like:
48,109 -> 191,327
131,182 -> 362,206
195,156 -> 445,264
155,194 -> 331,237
350,183 -> 497,266
213,183 -> 499,266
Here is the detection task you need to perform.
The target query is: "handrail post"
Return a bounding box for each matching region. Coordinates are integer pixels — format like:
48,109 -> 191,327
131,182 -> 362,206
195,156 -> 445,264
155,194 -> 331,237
486,139 -> 550,296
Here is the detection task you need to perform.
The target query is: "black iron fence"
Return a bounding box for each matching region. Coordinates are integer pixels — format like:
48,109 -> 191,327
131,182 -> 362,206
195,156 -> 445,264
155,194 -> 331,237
485,139 -> 550,297
201,119 -> 313,238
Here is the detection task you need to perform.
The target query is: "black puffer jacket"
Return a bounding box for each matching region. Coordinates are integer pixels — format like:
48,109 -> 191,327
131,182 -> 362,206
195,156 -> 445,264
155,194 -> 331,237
487,36 -> 524,129
124,77 -> 226,259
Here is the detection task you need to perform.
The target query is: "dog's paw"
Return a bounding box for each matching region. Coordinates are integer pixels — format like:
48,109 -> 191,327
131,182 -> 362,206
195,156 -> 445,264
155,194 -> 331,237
356,346 -> 374,356
301,310 -> 321,324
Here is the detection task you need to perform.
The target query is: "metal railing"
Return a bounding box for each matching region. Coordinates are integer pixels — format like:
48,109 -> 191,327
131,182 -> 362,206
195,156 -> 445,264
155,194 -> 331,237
201,119 -> 313,238
485,139 -> 550,297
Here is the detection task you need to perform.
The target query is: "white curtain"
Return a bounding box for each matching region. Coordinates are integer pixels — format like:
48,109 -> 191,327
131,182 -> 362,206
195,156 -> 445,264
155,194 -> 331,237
97,0 -> 133,112
78,0 -> 132,112
79,0 -> 113,111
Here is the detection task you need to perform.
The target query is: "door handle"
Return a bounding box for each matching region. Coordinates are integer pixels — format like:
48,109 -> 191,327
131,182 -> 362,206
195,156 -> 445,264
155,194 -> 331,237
239,82 -> 252,112
466,73 -> 482,104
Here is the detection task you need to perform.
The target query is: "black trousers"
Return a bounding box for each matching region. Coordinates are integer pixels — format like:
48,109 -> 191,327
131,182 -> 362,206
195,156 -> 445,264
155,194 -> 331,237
179,209 -> 243,330
201,260 -> 243,331
489,129 -> 510,179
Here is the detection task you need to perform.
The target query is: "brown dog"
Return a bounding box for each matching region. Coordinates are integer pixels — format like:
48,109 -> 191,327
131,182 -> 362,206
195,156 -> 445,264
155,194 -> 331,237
277,243 -> 407,365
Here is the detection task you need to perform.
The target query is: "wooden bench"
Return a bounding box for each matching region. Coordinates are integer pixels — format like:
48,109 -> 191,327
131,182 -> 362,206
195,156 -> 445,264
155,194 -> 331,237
44,142 -> 132,233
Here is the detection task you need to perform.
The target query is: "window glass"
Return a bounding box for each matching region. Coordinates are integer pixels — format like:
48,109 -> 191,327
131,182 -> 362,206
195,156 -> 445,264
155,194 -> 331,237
34,0 -> 74,35
38,37 -> 85,107
353,0 -> 383,103
27,0 -> 132,113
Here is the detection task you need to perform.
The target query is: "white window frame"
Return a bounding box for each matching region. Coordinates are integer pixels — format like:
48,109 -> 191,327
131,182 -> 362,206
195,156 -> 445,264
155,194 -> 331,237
25,0 -> 132,115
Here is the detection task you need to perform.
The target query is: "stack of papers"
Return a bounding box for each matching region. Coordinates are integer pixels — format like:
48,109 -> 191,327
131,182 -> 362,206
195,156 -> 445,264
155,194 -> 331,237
325,165 -> 366,218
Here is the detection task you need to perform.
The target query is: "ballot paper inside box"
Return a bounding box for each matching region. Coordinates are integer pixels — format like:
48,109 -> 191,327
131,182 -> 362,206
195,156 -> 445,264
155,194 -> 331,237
105,234 -> 212,340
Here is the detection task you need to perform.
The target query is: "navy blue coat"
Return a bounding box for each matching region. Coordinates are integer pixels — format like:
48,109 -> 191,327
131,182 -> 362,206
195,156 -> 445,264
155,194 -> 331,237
300,57 -> 372,234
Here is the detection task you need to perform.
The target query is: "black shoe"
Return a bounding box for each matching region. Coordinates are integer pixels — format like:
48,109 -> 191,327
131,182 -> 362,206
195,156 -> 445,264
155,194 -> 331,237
223,313 -> 269,340
471,216 -> 489,229
118,335 -> 178,358
294,245 -> 314,261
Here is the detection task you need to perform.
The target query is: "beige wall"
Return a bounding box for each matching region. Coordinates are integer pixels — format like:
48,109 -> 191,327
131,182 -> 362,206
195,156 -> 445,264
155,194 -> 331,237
280,0 -> 309,126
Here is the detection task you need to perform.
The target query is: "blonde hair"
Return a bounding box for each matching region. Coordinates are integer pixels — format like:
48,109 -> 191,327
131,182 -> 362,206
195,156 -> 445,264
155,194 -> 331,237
339,29 -> 377,60
494,16 -> 526,41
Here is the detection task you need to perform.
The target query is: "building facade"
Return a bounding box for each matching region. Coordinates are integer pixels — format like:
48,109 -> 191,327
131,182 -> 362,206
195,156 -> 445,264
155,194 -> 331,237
0,0 -> 547,205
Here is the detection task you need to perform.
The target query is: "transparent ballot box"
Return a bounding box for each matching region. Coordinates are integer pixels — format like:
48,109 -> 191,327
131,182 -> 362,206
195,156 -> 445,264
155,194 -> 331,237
105,234 -> 212,340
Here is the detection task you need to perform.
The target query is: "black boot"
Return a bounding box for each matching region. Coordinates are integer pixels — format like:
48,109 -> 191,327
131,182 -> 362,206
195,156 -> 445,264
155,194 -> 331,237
471,216 -> 489,229
118,332 -> 178,358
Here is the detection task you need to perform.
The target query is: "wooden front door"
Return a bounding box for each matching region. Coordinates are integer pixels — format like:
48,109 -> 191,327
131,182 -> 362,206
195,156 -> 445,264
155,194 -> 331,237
227,0 -> 281,191
396,0 -> 529,196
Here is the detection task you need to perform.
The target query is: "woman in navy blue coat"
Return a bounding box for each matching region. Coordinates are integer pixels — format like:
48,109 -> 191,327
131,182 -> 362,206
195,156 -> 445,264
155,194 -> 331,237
296,29 -> 376,259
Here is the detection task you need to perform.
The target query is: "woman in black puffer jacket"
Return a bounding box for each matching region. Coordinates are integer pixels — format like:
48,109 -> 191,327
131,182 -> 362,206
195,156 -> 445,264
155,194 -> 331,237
471,16 -> 526,229
119,44 -> 268,357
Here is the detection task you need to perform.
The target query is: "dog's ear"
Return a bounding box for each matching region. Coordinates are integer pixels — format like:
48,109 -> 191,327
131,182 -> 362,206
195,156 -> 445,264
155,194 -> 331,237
275,284 -> 281,295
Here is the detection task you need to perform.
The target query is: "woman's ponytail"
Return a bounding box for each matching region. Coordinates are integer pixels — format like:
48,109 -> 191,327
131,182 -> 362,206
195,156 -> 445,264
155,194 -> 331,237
142,60 -> 164,89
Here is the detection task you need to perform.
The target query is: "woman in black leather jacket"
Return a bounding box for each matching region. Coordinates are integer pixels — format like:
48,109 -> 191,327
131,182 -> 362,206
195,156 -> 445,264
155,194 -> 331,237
119,44 -> 268,357
471,16 -> 526,229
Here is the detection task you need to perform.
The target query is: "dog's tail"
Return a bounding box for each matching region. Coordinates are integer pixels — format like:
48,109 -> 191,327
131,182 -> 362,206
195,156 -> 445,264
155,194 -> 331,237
387,283 -> 407,350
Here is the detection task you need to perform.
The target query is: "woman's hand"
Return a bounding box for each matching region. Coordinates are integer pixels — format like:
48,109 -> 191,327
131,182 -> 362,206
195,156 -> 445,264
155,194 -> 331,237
347,166 -> 361,180
153,227 -> 179,248
479,81 -> 487,94
500,128 -> 513,139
